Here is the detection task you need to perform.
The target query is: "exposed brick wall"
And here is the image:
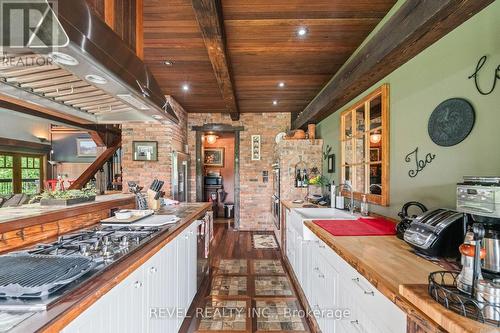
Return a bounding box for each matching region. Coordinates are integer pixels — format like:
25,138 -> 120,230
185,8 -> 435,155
122,96 -> 187,195
276,139 -> 324,201
187,113 -> 291,231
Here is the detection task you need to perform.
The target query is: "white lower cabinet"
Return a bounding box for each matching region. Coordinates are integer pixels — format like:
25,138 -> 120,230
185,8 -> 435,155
62,221 -> 200,333
286,228 -> 406,333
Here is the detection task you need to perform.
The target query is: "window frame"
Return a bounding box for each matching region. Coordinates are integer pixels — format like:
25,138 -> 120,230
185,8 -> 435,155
0,152 -> 45,195
340,84 -> 390,206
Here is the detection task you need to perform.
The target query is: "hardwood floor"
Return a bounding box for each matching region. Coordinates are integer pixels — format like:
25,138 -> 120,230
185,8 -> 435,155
182,224 -> 311,333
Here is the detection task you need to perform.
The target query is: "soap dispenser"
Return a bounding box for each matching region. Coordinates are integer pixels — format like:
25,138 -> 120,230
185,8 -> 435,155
360,195 -> 369,216
330,180 -> 336,208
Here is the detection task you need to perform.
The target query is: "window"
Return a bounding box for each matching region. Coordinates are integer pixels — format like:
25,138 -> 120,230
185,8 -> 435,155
340,84 -> 389,206
0,153 -> 44,195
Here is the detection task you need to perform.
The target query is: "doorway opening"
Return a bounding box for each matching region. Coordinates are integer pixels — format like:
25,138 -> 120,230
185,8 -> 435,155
193,124 -> 243,229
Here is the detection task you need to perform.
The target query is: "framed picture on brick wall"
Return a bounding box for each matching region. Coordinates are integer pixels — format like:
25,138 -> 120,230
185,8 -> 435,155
251,135 -> 261,161
204,148 -> 224,167
133,141 -> 158,161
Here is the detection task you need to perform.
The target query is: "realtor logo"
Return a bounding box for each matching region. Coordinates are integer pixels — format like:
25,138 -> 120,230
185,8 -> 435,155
0,0 -> 69,54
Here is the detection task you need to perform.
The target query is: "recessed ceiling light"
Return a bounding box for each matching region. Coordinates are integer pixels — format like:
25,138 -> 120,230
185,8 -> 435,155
85,74 -> 107,85
297,27 -> 308,37
278,82 -> 285,88
48,52 -> 79,66
182,84 -> 190,92
272,100 -> 278,106
152,115 -> 163,120
163,60 -> 173,66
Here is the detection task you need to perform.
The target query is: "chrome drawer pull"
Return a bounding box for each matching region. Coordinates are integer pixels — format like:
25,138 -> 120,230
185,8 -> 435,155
150,267 -> 158,273
352,277 -> 374,296
134,281 -> 143,288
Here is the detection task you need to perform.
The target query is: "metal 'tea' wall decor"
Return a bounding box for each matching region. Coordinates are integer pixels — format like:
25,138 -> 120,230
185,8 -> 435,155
405,147 -> 436,178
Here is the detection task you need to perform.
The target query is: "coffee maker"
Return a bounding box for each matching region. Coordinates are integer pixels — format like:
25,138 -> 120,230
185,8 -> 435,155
456,176 -> 500,302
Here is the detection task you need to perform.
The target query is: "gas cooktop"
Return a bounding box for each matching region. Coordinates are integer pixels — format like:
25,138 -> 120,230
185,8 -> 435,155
0,224 -> 162,312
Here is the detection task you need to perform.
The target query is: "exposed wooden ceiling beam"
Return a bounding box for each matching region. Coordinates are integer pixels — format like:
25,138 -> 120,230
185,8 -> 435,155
293,0 -> 494,129
191,0 -> 240,121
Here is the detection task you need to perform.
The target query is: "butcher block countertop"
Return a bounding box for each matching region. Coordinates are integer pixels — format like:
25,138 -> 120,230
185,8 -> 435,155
12,202 -> 211,333
304,221 -> 495,333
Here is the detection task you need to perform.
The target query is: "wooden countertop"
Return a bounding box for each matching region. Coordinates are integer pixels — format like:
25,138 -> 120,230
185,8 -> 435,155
11,202 -> 211,333
0,194 -> 135,231
304,221 -> 495,333
400,285 -> 498,333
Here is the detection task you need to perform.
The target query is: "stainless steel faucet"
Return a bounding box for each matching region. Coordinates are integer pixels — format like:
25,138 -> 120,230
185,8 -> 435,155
337,182 -> 355,215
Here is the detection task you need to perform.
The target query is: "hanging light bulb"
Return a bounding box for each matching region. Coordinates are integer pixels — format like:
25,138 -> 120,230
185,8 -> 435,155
370,132 -> 382,144
206,134 -> 218,144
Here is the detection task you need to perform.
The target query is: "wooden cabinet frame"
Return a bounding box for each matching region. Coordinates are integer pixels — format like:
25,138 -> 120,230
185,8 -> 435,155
340,84 -> 389,206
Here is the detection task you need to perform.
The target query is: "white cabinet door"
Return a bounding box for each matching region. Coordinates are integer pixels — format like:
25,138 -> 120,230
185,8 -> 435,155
147,240 -> 178,333
187,222 -> 198,303
176,228 -> 189,331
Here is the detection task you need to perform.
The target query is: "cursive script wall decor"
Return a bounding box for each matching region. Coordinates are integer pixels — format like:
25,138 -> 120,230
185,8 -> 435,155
468,55 -> 500,95
405,147 -> 436,178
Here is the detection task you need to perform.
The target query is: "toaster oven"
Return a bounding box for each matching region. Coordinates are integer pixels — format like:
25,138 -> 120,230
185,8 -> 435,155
404,208 -> 464,258
457,183 -> 500,218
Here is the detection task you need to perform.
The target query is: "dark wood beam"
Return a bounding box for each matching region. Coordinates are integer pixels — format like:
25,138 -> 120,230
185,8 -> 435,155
293,0 -> 494,129
191,0 -> 240,121
68,136 -> 122,190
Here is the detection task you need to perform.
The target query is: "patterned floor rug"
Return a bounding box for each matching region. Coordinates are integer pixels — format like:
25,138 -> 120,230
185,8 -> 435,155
251,234 -> 278,249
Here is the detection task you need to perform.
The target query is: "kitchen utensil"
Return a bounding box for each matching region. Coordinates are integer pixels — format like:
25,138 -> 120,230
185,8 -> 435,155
396,201 -> 428,239
457,239 -> 486,294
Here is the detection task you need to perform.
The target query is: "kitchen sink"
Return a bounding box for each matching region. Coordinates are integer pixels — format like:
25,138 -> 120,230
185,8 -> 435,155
294,208 -> 355,220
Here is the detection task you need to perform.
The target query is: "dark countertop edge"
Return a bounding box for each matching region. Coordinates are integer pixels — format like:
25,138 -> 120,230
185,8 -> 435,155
12,202 -> 211,333
0,195 -> 135,233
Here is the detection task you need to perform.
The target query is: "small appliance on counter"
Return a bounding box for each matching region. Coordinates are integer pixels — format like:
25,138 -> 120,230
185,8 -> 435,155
427,176 -> 500,327
396,201 -> 428,239
403,208 -> 465,258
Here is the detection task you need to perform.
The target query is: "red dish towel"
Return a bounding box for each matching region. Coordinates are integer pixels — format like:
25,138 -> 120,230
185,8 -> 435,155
313,217 -> 396,236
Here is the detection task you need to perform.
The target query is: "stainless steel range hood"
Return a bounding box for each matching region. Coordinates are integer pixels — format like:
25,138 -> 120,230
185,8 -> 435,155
0,0 -> 178,124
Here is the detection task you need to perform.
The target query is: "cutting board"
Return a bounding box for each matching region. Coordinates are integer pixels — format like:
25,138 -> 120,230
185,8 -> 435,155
101,210 -> 154,224
102,215 -> 180,227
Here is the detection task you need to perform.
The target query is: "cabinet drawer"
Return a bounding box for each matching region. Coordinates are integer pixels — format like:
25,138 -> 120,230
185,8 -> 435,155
341,265 -> 406,333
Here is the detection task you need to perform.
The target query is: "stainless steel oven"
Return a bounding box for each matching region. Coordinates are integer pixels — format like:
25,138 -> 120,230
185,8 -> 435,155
272,163 -> 280,229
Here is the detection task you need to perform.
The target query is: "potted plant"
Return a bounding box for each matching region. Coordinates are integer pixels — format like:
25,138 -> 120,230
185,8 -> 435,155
33,185 -> 97,206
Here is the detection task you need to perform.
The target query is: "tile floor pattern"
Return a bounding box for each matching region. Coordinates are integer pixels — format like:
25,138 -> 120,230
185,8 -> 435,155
252,235 -> 279,249
210,276 -> 248,296
255,276 -> 294,296
215,259 -> 248,275
195,258 -> 308,332
256,300 -> 306,331
252,260 -> 285,275
198,299 -> 248,331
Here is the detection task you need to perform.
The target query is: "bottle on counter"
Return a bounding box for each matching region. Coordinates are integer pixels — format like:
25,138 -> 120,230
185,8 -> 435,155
330,180 -> 336,208
302,169 -> 308,187
361,195 -> 369,216
296,169 -> 302,187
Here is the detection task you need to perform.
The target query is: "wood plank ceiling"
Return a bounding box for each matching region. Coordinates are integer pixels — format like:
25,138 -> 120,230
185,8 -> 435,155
143,0 -> 396,114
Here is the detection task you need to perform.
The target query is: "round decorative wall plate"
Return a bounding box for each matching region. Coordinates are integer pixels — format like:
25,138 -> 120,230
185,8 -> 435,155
428,98 -> 475,147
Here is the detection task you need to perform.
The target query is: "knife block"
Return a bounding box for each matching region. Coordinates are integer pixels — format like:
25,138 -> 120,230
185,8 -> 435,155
146,189 -> 161,210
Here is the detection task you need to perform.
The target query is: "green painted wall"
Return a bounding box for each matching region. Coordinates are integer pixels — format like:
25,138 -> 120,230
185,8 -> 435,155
317,1 -> 500,218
